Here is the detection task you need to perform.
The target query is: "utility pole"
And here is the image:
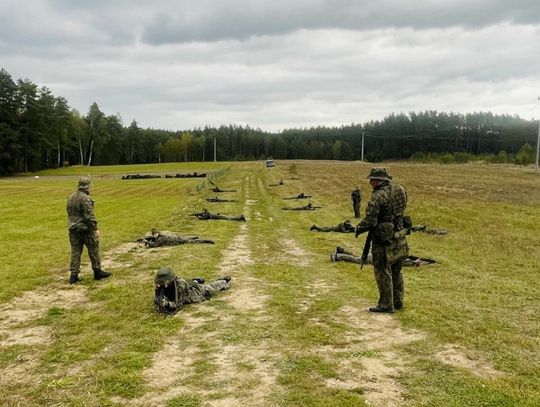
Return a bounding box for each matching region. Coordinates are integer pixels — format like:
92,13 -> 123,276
361,129 -> 365,162
536,97 -> 540,173
214,137 -> 217,162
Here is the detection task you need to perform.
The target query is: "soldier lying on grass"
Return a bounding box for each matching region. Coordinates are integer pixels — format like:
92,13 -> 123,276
137,229 -> 214,247
283,192 -> 312,200
191,208 -> 246,221
206,195 -> 237,202
411,225 -> 448,235
310,220 -> 355,233
330,246 -> 437,267
210,186 -> 237,193
154,268 -> 231,315
282,202 -> 321,211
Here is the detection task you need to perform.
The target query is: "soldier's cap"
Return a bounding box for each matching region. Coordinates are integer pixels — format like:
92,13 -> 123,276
151,228 -> 159,234
155,267 -> 176,286
367,168 -> 391,181
78,176 -> 91,189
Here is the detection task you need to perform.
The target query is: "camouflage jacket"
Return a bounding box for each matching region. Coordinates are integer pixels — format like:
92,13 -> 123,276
356,181 -> 407,235
66,189 -> 98,232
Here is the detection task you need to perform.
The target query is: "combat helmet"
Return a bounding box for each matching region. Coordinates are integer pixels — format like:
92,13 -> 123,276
78,176 -> 91,190
154,267 -> 179,314
367,168 -> 391,181
155,267 -> 176,286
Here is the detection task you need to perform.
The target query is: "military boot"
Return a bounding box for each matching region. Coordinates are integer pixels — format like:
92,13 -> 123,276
69,273 -> 81,284
93,268 -> 112,280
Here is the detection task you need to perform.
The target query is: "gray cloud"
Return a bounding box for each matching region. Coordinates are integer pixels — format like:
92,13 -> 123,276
1,1 -> 540,131
141,0 -> 540,44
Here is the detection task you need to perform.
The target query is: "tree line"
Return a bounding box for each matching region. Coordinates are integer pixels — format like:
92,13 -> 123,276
1,68 -> 537,175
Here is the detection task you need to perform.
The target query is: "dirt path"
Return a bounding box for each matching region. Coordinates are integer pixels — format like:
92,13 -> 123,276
123,173 -> 281,407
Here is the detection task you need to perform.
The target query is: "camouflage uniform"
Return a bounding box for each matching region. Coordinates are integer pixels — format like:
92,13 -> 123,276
330,247 -> 436,267
66,177 -> 110,284
138,230 -> 214,247
195,209 -> 246,221
154,268 -> 231,314
411,225 -> 448,235
356,168 -> 408,312
351,187 -> 362,218
282,203 -> 319,211
206,196 -> 237,203
283,192 -> 311,200
310,220 -> 355,233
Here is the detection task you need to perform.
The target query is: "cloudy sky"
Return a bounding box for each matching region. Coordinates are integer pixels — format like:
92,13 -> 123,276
1,0 -> 540,131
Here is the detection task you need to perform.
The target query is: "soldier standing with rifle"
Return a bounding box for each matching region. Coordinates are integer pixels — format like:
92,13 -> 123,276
355,168 -> 409,313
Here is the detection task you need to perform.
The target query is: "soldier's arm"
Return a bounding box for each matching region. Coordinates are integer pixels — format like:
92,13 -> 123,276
355,193 -> 382,235
81,197 -> 98,231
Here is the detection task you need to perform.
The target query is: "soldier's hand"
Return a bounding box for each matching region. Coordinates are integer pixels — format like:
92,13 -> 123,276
94,229 -> 100,239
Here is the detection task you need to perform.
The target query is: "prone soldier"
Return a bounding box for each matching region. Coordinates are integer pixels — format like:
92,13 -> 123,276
191,208 -> 246,221
210,186 -> 237,193
330,246 -> 436,267
411,225 -> 448,235
137,229 -> 214,247
206,196 -> 237,203
154,268 -> 231,315
310,220 -> 355,233
282,202 -> 321,211
283,192 -> 312,200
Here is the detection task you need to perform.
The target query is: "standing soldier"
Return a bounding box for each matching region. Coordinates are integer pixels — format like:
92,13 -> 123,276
351,186 -> 362,218
355,168 -> 409,313
66,177 -> 111,284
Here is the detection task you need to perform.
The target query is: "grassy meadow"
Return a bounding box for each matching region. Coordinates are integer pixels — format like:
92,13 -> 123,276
0,160 -> 538,406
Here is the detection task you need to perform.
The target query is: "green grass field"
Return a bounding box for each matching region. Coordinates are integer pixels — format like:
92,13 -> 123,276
0,161 -> 538,406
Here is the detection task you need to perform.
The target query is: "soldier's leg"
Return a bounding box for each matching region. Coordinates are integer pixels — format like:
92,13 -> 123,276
84,233 -> 111,280
354,202 -> 360,218
334,253 -> 362,264
371,245 -> 394,310
84,233 -> 102,271
317,226 -> 332,232
69,231 -> 84,280
391,260 -> 404,309
202,279 -> 231,299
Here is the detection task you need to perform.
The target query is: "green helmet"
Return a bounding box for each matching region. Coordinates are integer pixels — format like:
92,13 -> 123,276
155,267 -> 176,286
367,168 -> 391,181
78,176 -> 91,190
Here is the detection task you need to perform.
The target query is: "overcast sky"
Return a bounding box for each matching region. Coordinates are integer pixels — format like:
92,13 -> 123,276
1,0 -> 540,131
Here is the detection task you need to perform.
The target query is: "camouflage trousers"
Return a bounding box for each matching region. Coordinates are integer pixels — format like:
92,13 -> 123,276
69,230 -> 101,275
182,279 -> 231,304
353,201 -> 360,218
372,243 -> 404,310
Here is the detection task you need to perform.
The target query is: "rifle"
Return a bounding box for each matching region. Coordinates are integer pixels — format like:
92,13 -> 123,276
360,230 -> 373,270
189,212 -> 204,217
